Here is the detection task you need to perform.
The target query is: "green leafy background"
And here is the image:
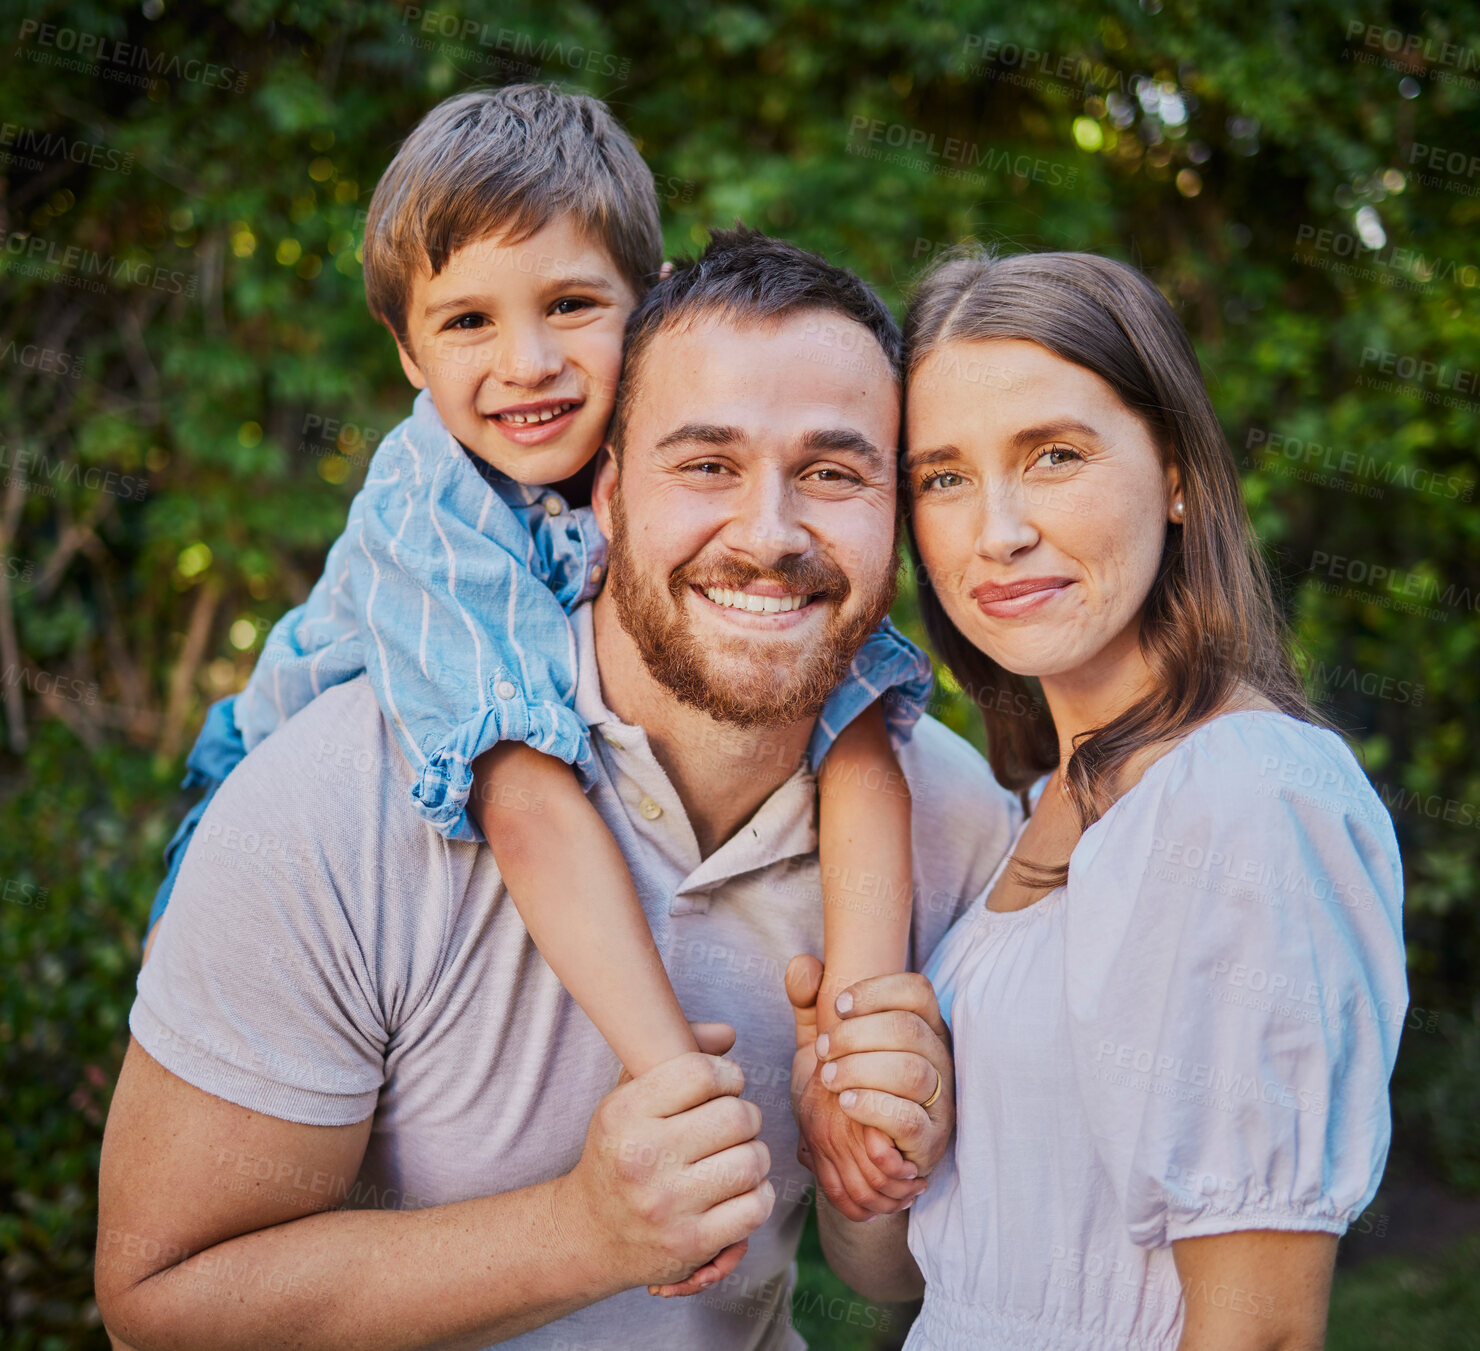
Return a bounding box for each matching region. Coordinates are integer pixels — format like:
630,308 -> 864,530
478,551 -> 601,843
2,1 -> 1478,1346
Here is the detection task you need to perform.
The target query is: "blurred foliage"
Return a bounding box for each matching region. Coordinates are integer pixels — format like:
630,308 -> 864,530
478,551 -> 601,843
1,0 -> 1478,1345
1327,1236 -> 1480,1350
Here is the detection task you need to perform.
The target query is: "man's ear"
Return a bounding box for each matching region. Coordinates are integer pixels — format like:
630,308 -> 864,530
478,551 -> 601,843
591,445 -> 618,538
393,331 -> 428,391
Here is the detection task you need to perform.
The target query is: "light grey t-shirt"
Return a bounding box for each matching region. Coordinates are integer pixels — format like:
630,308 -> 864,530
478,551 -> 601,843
132,602 -> 1019,1350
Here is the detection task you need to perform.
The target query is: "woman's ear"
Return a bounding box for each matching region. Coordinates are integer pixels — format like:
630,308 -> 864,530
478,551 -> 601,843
1165,462 -> 1184,525
591,445 -> 618,537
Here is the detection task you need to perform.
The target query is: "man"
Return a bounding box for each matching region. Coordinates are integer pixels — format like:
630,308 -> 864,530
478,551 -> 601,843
96,229 -> 1017,1350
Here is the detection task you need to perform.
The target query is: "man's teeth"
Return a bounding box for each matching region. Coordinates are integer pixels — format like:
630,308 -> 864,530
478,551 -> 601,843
497,401 -> 577,425
703,587 -> 811,614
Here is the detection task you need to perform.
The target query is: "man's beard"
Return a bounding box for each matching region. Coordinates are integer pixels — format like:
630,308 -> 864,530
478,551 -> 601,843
605,489 -> 898,729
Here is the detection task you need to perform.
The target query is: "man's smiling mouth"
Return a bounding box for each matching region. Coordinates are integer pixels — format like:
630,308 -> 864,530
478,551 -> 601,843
701,586 -> 814,614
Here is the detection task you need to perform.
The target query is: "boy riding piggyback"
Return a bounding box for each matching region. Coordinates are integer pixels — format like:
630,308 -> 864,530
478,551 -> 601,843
150,84 -> 933,1280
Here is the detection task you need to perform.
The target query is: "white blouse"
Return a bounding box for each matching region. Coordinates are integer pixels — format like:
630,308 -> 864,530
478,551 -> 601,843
904,712 -> 1406,1350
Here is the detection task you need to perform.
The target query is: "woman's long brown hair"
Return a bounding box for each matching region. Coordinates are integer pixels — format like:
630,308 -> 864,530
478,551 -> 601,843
903,249 -> 1316,887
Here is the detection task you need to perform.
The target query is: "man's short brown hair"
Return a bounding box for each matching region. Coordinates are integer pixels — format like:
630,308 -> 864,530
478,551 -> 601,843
364,84 -> 663,349
608,225 -> 903,457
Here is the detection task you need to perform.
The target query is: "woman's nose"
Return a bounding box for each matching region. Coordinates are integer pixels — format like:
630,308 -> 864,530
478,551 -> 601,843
974,483 -> 1041,563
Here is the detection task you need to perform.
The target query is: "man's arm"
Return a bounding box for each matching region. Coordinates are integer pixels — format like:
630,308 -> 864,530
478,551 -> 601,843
98,1030 -> 773,1351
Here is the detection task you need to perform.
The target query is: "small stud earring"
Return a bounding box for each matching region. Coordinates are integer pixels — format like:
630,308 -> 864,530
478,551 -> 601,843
1171,498 -> 1185,521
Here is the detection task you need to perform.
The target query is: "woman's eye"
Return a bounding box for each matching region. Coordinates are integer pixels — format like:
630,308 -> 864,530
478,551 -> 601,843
917,470 -> 964,491
1033,444 -> 1082,469
551,296 -> 594,316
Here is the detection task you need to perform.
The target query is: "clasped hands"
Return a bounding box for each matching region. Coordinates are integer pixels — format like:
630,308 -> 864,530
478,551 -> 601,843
562,958 -> 953,1302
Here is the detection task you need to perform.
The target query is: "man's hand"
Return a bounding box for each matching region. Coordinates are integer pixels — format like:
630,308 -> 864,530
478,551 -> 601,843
554,1023 -> 775,1299
786,956 -> 929,1220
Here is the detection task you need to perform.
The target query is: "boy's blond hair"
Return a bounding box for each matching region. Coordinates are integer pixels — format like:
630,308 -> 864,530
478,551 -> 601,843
364,84 -> 663,349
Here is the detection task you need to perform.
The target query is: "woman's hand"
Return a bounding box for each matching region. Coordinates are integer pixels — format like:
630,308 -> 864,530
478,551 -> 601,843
786,955 -> 954,1220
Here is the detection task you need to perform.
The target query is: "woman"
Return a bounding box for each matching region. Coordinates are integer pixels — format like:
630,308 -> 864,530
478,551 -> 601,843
797,250 -> 1407,1349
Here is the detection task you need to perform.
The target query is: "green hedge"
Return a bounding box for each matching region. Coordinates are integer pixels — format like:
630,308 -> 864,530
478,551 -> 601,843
3,1 -> 1478,1344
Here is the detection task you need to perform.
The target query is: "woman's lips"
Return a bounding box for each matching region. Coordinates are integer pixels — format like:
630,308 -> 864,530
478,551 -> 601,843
970,576 -> 1074,618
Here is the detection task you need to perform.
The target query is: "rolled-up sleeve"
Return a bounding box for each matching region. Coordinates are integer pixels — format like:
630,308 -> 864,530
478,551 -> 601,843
343,418 -> 594,842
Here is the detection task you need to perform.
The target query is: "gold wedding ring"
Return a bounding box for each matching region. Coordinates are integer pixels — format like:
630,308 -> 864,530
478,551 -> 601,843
920,1068 -> 942,1109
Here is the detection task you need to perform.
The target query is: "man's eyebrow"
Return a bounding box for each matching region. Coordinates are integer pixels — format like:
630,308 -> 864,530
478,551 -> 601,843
653,423 -> 745,451
800,428 -> 887,464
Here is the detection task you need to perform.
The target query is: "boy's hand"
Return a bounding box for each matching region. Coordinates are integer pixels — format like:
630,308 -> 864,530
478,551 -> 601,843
786,956 -> 925,1221
800,1078 -> 921,1221
806,964 -> 956,1187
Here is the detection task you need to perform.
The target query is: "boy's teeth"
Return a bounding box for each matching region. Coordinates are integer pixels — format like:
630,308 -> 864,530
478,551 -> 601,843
499,401 -> 575,425
702,587 -> 811,614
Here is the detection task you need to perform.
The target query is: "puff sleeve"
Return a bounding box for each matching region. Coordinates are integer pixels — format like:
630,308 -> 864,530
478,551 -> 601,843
1065,714 -> 1406,1247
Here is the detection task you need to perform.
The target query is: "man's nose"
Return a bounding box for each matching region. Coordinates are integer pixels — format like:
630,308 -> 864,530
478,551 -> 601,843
720,471 -> 812,566
493,326 -> 562,389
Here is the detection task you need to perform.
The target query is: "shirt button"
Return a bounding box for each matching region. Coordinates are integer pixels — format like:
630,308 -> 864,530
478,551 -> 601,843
544,497 -> 563,516
638,797 -> 663,821
495,680 -> 518,700
589,563 -> 603,584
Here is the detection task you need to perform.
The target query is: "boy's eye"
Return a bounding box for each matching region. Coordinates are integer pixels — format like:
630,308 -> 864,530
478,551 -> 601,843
445,313 -> 487,331
551,296 -> 595,316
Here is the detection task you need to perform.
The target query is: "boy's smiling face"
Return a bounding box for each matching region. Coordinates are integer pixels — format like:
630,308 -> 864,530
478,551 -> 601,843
395,215 -> 637,485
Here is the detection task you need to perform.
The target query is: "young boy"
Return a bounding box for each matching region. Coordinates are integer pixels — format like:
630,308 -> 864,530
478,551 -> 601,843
149,85 -> 931,1282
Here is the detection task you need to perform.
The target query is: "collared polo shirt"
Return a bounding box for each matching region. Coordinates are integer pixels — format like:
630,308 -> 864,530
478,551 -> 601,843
132,602 -> 1019,1349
